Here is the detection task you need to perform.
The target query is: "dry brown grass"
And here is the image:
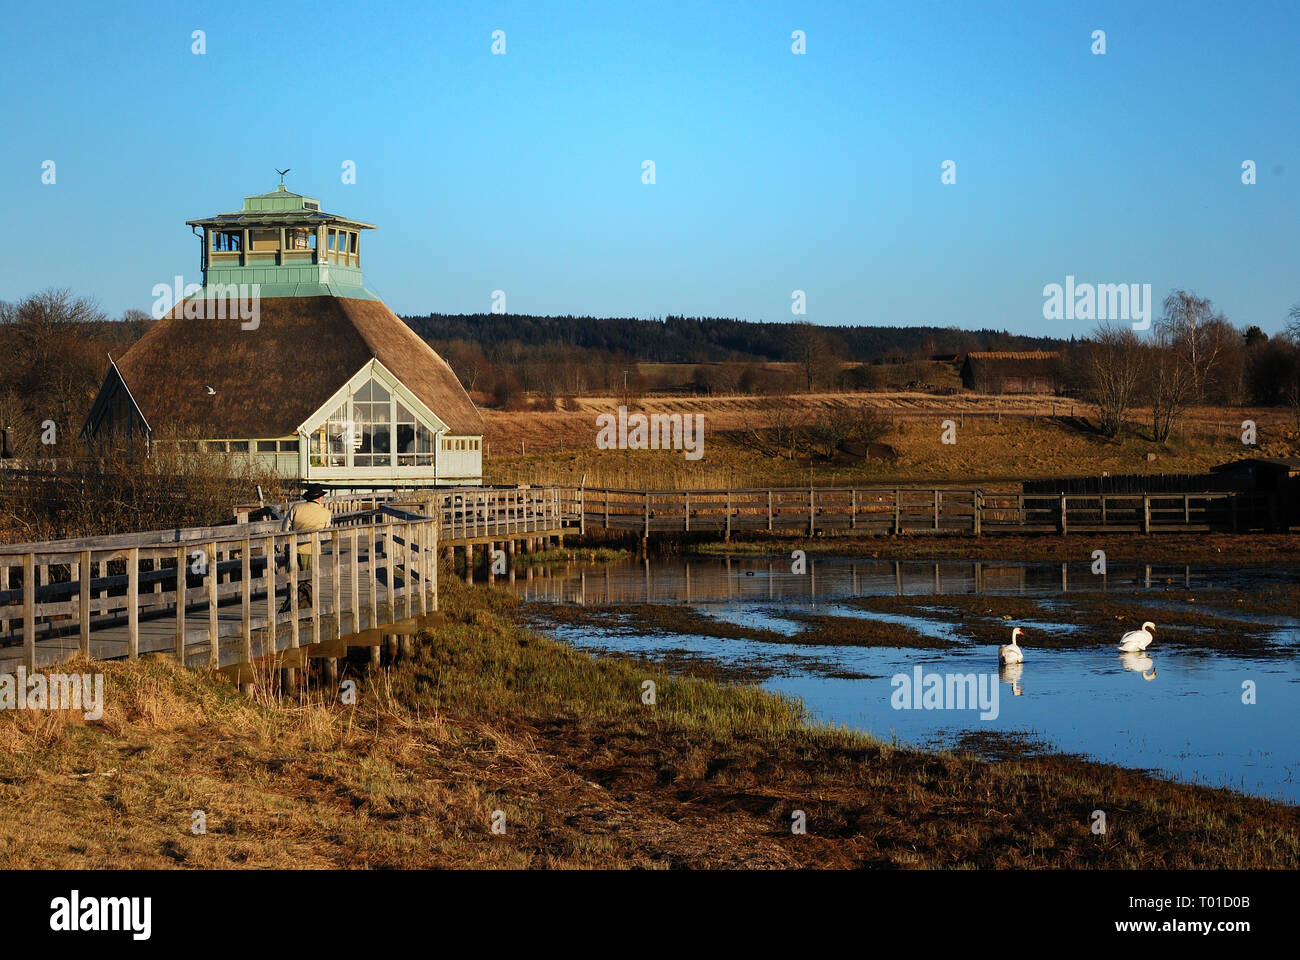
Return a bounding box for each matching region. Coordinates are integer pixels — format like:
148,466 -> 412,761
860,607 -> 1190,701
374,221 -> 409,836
1,582 -> 1296,869
484,394 -> 1298,489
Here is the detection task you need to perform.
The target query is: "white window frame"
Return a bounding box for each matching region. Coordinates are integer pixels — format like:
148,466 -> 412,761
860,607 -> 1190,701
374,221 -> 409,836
297,359 -> 453,480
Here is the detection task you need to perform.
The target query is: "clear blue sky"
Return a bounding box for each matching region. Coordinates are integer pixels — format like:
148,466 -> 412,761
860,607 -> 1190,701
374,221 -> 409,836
2,0 -> 1296,336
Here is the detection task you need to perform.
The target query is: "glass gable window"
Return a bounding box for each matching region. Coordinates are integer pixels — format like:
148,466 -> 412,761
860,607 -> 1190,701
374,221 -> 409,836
353,379 -> 391,466
306,376 -> 447,472
309,401 -> 350,467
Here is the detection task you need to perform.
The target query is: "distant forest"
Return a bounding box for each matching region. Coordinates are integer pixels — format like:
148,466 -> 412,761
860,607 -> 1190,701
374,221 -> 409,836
402,313 -> 1066,364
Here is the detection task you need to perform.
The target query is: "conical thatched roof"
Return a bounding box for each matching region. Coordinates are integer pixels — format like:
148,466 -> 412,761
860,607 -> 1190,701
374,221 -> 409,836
113,296 -> 483,438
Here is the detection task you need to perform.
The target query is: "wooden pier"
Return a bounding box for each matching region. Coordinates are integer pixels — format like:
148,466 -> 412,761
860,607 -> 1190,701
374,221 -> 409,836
0,481 -> 1277,680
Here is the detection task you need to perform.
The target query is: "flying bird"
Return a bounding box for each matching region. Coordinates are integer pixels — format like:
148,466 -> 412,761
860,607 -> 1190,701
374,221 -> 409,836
205,385 -> 216,396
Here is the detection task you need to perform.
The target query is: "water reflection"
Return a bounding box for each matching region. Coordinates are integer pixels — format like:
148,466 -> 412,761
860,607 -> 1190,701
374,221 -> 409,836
516,554 -> 1299,802
1118,651 -> 1158,681
511,555 -> 1276,606
998,660 -> 1025,696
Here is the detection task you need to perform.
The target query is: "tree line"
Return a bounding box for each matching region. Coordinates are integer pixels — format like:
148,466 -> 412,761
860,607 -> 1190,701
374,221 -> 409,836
1074,291 -> 1300,441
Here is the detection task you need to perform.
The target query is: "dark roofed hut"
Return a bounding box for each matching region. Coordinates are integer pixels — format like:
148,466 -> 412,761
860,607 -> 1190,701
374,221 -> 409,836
960,351 -> 1061,394
82,184 -> 484,486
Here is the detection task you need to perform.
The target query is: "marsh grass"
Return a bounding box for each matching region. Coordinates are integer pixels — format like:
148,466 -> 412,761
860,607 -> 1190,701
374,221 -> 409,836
1,581 -> 1296,869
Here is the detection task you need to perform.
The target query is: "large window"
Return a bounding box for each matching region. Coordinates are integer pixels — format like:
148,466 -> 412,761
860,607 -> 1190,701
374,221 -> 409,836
353,380 -> 391,467
309,401 -> 351,467
306,377 -> 442,471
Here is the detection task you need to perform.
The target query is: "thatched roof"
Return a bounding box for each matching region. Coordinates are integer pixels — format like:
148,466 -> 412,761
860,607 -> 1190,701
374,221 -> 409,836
112,297 -> 484,438
961,350 -> 1061,375
964,351 -> 1060,362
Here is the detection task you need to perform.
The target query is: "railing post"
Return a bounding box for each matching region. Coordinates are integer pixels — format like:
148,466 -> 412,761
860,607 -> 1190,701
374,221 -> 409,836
809,487 -> 815,536
311,531 -> 321,646
79,548 -> 91,659
175,544 -> 187,661
1060,494 -> 1068,535
127,546 -> 140,659
933,489 -> 940,531
272,535 -> 287,657
684,491 -> 690,532
369,524 -> 379,627
431,518 -> 440,612
22,553 -> 35,672
850,489 -> 857,531
726,491 -> 732,540
973,491 -> 981,536
767,489 -> 773,531
351,527 -> 361,633
207,541 -> 219,668
1143,496 -> 1151,533
644,492 -> 650,539
894,489 -> 902,535
241,539 -> 252,666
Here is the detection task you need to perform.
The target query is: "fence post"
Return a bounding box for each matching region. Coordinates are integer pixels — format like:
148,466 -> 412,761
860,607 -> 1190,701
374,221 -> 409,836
973,491 -> 981,536
684,491 -> 690,532
175,544 -> 187,661
1060,494 -> 1068,535
726,492 -> 732,541
894,489 -> 902,535
809,488 -> 815,536
351,527 -> 361,633
311,531 -> 321,646
851,489 -> 857,531
22,553 -> 35,672
1142,496 -> 1151,533
644,492 -> 650,539
79,548 -> 91,659
207,542 -> 219,668
127,546 -> 140,659
933,489 -> 940,531
274,535 -> 288,657
767,489 -> 773,531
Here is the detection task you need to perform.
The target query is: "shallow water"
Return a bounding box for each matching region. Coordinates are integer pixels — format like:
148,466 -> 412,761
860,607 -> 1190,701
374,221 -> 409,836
513,555 -> 1300,803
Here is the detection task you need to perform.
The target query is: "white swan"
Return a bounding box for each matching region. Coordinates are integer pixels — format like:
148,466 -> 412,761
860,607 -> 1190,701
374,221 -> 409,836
998,627 -> 1025,664
1118,621 -> 1156,652
1118,650 -> 1158,681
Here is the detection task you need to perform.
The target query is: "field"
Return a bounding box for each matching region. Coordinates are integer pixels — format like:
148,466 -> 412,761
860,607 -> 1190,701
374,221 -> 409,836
2,577 -> 1297,869
483,391 -> 1298,489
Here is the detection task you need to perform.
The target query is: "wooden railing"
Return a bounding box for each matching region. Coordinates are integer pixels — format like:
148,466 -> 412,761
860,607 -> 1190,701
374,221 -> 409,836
573,487 -> 1277,536
0,506 -> 438,674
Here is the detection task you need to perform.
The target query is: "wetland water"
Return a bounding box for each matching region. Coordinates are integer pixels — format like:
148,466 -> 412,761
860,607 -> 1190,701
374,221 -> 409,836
512,554 -> 1300,803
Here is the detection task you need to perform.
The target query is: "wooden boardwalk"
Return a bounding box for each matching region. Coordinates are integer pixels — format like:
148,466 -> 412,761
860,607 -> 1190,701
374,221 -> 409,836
0,480 -> 1279,680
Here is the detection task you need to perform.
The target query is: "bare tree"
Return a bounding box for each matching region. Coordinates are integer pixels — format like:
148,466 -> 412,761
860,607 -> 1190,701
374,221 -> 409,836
1082,322 -> 1143,437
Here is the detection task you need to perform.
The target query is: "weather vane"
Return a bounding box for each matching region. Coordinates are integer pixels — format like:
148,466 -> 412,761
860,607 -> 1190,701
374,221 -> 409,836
275,167 -> 290,184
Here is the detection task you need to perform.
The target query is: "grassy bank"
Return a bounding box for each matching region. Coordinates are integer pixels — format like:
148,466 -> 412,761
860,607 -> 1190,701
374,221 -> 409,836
2,579 -> 1297,868
483,399 -> 1298,489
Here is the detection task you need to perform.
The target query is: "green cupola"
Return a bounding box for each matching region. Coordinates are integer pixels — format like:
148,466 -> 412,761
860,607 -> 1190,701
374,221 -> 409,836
186,184 -> 378,299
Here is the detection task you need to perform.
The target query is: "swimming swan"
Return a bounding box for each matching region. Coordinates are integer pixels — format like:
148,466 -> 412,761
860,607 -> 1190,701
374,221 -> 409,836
999,627 -> 1025,664
1118,621 -> 1156,652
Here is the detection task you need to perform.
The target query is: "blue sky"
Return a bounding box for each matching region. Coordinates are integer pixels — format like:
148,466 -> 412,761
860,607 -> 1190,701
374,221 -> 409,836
1,0 -> 1296,336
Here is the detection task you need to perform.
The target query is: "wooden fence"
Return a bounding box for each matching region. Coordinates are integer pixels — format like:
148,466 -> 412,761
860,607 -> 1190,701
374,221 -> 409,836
572,487 -> 1277,536
0,504 -> 439,675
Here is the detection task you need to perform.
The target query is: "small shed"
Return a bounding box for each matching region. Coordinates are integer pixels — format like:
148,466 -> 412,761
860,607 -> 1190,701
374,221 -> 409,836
1210,457 -> 1300,529
960,351 -> 1060,394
